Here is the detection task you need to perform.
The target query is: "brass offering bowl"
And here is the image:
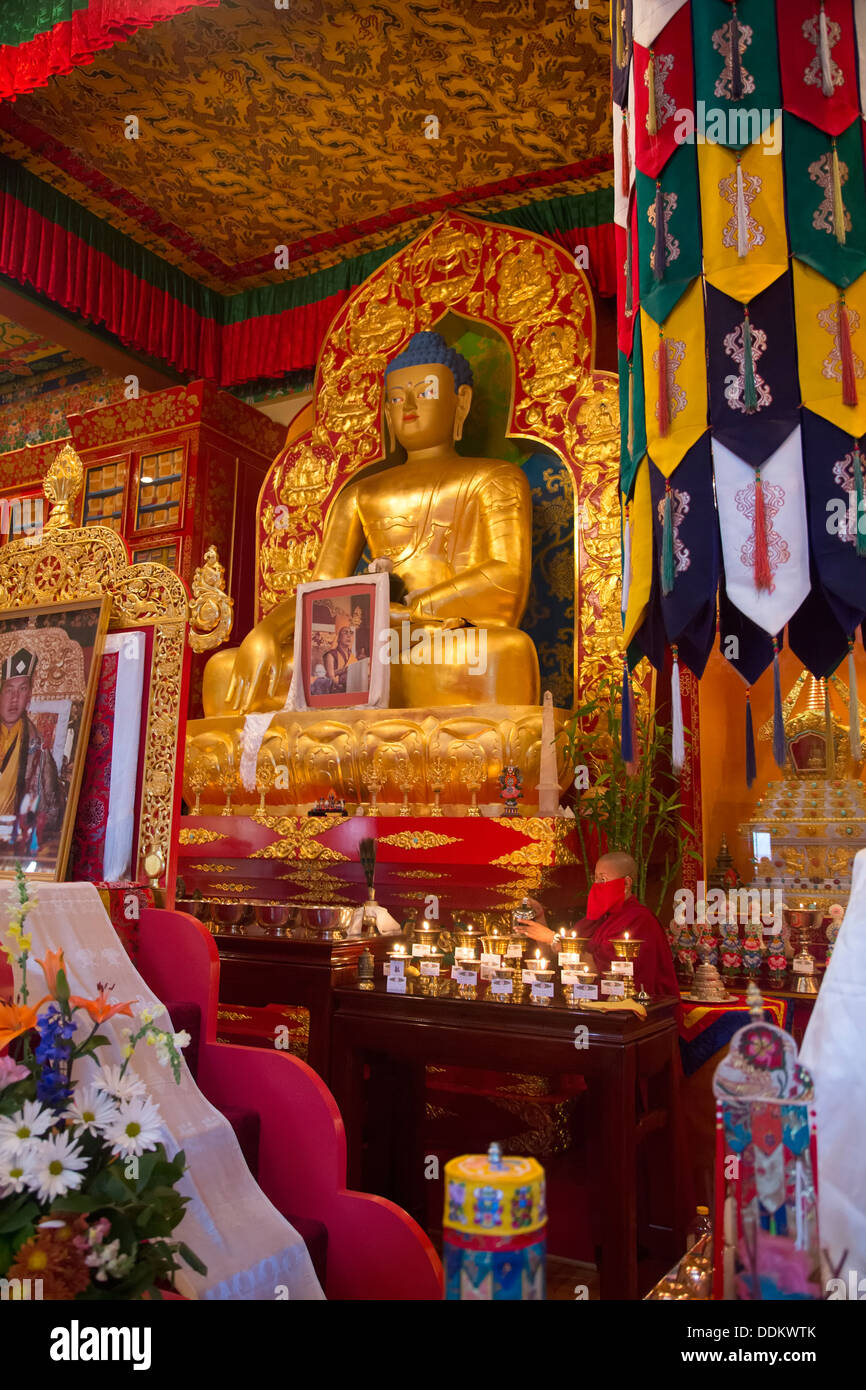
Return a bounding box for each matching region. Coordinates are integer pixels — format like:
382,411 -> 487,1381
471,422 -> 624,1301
408,919 -> 442,954
211,902 -> 249,934
289,903 -> 355,941
253,902 -> 293,937
782,902 -> 821,995
609,935 -> 641,998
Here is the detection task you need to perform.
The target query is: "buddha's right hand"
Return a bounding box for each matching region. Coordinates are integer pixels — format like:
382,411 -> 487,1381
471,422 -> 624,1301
225,617 -> 287,712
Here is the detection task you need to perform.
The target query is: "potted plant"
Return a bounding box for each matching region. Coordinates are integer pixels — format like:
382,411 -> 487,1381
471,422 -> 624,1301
558,672 -> 700,917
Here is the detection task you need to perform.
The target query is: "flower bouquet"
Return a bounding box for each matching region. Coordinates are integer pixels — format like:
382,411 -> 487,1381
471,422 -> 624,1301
0,867 -> 205,1299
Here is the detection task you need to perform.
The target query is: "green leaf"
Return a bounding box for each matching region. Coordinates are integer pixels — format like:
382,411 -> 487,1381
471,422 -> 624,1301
0,1198 -> 41,1235
178,1241 -> 207,1276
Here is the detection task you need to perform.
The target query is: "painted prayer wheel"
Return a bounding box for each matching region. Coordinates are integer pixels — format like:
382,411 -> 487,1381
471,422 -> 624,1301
442,1143 -> 546,1300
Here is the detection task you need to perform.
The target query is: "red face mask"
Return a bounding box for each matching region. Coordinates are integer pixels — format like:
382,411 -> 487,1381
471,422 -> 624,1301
586,876 -> 627,920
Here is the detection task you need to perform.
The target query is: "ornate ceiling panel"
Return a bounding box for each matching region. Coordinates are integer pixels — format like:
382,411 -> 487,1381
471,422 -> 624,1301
4,0 -> 612,290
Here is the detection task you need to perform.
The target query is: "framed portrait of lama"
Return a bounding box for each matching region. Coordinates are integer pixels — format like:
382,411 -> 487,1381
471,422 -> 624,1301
0,597 -> 110,880
287,573 -> 390,710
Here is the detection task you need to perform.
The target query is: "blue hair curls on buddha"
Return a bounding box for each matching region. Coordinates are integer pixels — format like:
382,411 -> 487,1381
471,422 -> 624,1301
385,331 -> 473,391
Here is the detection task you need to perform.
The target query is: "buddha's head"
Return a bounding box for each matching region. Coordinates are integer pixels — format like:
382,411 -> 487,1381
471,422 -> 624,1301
384,331 -> 473,454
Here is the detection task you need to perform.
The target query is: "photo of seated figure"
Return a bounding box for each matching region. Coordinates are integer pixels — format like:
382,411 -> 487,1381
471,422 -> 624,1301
0,646 -> 63,857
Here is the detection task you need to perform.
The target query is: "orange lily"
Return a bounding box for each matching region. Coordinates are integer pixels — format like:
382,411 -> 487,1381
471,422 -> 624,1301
36,949 -> 66,997
0,996 -> 48,1050
69,988 -> 134,1024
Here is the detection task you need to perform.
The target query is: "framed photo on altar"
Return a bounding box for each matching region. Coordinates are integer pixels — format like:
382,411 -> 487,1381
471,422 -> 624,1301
287,573 -> 391,710
0,597 -> 110,880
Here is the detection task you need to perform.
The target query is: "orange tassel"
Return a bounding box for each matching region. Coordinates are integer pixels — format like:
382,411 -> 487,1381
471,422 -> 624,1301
620,111 -> 630,197
839,298 -> 858,408
658,333 -> 670,436
753,470 -> 773,592
647,50 -> 658,136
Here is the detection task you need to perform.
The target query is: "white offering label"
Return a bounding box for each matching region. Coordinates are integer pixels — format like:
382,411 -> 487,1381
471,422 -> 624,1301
793,958 -> 814,974
412,943 -> 432,956
521,970 -> 537,984
454,969 -> 478,986
505,942 -> 524,958
601,979 -> 626,998
611,960 -> 634,976
491,978 -> 513,996
388,959 -> 405,978
571,983 -> 599,1000
480,952 -> 501,967
480,964 -> 497,981
531,981 -> 554,1000
420,962 -> 440,977
558,952 -> 582,967
561,971 -> 582,985
455,947 -> 476,961
386,976 -> 407,994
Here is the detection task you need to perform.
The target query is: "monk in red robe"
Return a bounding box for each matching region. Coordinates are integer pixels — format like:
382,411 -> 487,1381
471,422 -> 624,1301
516,851 -> 679,998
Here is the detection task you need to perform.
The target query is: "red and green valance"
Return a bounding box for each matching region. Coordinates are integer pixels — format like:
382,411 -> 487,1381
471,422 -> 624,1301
0,0 -> 217,102
0,155 -> 615,387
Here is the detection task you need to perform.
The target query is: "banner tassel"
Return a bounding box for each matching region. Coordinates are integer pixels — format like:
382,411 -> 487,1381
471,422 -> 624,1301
627,361 -> 635,457
753,469 -> 773,591
647,49 -> 658,136
839,297 -> 858,407
735,156 -> 749,258
622,503 -> 632,616
745,689 -> 757,787
743,308 -> 758,413
662,481 -> 675,594
653,181 -> 665,281
849,639 -> 862,761
854,444 -> 866,557
658,332 -> 670,436
819,1 -> 834,98
620,110 -> 630,197
671,645 -> 685,774
831,140 -> 847,246
624,220 -> 633,315
730,5 -> 743,101
620,659 -> 635,765
772,637 -> 786,769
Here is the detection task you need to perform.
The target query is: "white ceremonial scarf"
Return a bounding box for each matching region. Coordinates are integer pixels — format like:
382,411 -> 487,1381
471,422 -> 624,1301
22,883 -> 325,1301
632,0 -> 689,48
801,849 -> 866,1290
712,427 -> 810,635
101,632 -> 146,881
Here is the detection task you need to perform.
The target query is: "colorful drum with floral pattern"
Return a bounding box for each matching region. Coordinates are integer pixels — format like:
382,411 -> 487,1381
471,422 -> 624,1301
442,1146 -> 546,1300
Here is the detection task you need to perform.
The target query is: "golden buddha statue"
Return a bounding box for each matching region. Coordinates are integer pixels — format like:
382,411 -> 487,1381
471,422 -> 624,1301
203,332 -> 540,713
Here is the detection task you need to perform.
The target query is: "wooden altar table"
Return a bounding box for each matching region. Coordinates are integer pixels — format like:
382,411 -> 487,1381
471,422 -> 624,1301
213,928 -> 392,1079
328,982 -> 683,1300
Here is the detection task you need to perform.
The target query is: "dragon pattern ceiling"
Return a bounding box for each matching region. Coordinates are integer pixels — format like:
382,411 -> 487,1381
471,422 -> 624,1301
1,0 -> 612,291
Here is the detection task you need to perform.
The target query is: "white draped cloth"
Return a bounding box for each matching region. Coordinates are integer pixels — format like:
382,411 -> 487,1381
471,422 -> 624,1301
801,849 -> 866,1288
22,882 -> 324,1301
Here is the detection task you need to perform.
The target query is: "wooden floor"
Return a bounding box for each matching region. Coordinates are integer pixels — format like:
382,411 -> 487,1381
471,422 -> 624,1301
546,1256 -> 600,1301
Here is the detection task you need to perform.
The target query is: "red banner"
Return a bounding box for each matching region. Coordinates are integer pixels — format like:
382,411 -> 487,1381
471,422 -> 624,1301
777,0 -> 860,136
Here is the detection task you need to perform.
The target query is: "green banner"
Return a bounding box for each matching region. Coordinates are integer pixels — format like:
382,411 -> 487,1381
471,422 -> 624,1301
784,113 -> 866,288
636,141 -> 701,324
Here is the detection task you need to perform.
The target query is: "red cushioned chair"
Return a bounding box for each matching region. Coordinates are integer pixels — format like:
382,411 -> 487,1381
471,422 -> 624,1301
136,905 -> 443,1301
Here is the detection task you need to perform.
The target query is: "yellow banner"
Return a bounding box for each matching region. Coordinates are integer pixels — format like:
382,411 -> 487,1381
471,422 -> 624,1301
793,260 -> 866,436
623,456 -> 652,648
699,122 -> 787,303
640,282 -> 708,476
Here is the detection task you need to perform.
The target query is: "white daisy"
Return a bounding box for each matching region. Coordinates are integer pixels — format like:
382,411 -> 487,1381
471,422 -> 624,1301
92,1064 -> 148,1102
0,1155 -> 30,1195
27,1130 -> 88,1203
104,1095 -> 163,1158
65,1084 -> 119,1138
0,1100 -> 54,1158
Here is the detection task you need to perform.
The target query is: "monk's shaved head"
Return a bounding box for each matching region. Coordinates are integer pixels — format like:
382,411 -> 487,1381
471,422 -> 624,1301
596,851 -> 638,882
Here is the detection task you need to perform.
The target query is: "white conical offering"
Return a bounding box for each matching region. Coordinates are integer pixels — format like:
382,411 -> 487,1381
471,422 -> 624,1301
537,689 -> 560,817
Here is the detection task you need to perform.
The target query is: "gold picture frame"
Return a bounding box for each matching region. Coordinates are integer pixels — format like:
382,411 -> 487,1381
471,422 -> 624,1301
0,597 -> 110,881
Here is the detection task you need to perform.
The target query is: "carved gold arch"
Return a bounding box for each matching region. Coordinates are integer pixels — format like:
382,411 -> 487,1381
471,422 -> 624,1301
0,445 -> 190,889
255,211 -> 622,706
